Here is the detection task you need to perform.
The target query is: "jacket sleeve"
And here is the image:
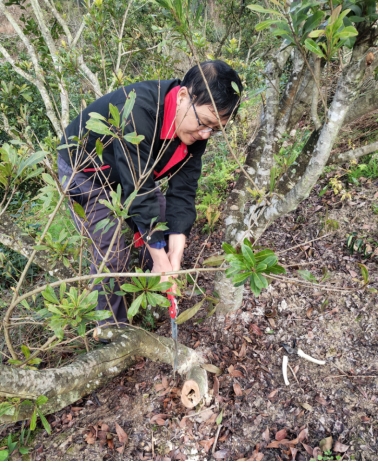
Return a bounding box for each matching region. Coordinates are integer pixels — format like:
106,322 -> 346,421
113,102 -> 165,245
165,140 -> 207,237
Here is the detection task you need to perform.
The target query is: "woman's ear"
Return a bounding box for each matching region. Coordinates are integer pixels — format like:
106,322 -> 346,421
177,86 -> 189,104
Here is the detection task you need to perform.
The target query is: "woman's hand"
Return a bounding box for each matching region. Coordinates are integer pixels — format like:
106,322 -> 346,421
147,234 -> 186,295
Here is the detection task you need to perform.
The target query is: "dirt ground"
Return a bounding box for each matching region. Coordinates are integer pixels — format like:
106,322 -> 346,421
1,177 -> 378,461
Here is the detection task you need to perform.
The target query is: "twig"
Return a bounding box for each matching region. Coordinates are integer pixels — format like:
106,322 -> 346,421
287,362 -> 300,386
277,232 -> 334,254
284,259 -> 322,268
212,424 -> 222,454
268,273 -> 355,293
325,375 -> 378,379
9,268 -> 226,311
183,405 -> 215,420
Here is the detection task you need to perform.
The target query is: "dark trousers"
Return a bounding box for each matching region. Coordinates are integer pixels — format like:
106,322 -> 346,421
57,156 -> 166,324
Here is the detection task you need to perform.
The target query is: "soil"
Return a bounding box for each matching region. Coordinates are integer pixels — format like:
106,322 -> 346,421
1,176 -> 378,461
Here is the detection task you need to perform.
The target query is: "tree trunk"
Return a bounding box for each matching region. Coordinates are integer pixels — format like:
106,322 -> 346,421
0,326 -> 208,423
215,38 -> 373,315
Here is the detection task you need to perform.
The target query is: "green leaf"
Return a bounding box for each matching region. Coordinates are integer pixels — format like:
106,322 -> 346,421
46,305 -> 64,316
336,26 -> 358,39
19,447 -> 29,455
202,254 -> 226,267
121,90 -> 137,126
247,4 -> 283,16
255,19 -> 280,31
231,81 -> 240,95
30,408 -> 37,430
42,285 -> 59,304
147,275 -> 161,289
0,450 -> 9,461
249,274 -> 262,297
88,112 -> 107,121
124,132 -> 145,145
15,151 -> 46,180
260,255 -> 278,268
120,283 -> 142,293
255,263 -> 267,272
358,263 -> 369,284
108,103 -> 120,127
73,202 -> 86,220
93,218 -> 111,234
297,269 -> 318,283
89,310 -> 112,321
254,249 -> 275,261
216,409 -> 223,425
153,281 -> 173,292
241,243 -> 256,268
77,322 -> 86,336
85,118 -> 114,136
307,29 -> 325,38
37,408 -> 52,434
153,293 -> 171,307
153,222 -> 169,232
304,38 -> 325,58
256,273 -> 268,289
302,10 -> 325,38
95,139 -> 104,163
21,344 -> 31,359
59,282 -> 66,302
232,272 -> 252,287
265,264 -> 285,275
175,299 -> 205,325
127,293 -> 144,319
35,395 -> 48,406
222,242 -> 238,254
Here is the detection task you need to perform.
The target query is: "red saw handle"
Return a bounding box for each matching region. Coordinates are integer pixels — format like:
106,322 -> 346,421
167,294 -> 177,319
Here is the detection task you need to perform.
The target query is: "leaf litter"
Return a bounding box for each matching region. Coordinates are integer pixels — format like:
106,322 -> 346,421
2,181 -> 377,460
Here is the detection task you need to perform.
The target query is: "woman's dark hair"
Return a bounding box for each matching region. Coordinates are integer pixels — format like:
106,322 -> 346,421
181,60 -> 243,118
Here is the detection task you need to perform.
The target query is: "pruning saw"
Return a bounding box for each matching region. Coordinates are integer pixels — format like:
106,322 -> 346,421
167,294 -> 178,375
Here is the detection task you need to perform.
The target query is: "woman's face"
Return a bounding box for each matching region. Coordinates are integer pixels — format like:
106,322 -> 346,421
174,87 -> 229,145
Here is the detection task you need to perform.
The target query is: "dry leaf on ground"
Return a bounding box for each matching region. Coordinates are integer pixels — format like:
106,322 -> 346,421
320,436 -> 333,452
262,426 -> 270,442
302,443 -> 313,456
233,382 -> 243,396
199,438 -> 215,452
115,423 -> 128,445
275,429 -> 287,441
333,441 -> 349,453
298,427 -> 308,442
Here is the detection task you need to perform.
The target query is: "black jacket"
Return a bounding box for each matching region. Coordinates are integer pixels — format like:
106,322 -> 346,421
59,79 -> 208,245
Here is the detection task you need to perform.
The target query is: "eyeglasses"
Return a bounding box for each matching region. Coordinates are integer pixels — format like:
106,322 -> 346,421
188,92 -> 224,135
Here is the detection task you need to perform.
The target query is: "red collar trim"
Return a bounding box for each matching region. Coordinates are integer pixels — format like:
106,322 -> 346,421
160,86 -> 180,139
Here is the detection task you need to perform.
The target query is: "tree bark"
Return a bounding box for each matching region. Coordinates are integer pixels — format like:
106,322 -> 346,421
0,326 -> 208,422
216,35 -> 373,315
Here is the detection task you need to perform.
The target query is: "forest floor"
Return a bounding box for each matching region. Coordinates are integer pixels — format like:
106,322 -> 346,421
1,174 -> 378,461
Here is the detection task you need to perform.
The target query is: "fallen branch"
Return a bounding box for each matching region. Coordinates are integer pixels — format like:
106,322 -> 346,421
332,140 -> 378,163
0,326 -> 208,423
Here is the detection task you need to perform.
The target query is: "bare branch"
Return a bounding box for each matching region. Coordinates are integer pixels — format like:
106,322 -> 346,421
0,0 -> 63,135
0,211 -> 74,280
332,140 -> 378,163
